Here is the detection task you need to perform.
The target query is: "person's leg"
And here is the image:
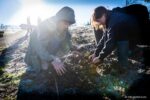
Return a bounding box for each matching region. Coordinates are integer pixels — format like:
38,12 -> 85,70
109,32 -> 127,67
117,41 -> 129,67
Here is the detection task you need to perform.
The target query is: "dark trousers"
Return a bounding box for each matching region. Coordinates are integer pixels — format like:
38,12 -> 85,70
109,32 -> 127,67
117,41 -> 129,67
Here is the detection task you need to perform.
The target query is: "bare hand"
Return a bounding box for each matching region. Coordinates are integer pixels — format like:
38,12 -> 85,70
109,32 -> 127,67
89,54 -> 96,60
92,57 -> 101,64
52,57 -> 66,76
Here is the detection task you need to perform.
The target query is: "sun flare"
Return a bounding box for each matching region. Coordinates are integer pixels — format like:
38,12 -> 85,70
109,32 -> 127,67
8,1 -> 58,25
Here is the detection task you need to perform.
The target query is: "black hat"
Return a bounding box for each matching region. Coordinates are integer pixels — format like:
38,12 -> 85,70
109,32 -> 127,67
56,6 -> 76,24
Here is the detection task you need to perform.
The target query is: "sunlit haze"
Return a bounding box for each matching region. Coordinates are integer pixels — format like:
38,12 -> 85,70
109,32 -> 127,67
0,0 -> 127,26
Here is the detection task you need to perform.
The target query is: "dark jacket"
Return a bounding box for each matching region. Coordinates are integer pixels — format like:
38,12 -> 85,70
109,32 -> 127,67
93,28 -> 103,45
113,4 -> 150,45
25,6 -> 75,72
95,11 -> 139,60
24,17 -> 72,71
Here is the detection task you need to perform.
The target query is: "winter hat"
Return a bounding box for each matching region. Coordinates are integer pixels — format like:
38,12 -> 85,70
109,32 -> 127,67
55,6 -> 76,24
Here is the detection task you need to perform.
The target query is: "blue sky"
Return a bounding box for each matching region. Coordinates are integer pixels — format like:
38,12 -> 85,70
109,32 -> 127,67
0,0 -> 126,25
0,0 -> 21,24
44,0 -> 124,5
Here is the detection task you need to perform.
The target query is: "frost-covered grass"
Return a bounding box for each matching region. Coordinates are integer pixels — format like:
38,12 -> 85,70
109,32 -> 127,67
0,27 -> 145,99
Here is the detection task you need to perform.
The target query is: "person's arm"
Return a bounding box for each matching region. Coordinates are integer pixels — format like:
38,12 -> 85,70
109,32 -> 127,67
98,29 -> 116,60
94,32 -> 106,57
33,22 -> 55,62
94,28 -> 103,45
36,32 -> 54,61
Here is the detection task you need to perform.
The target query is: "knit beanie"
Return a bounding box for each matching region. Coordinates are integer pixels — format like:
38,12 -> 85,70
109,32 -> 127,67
55,6 -> 76,24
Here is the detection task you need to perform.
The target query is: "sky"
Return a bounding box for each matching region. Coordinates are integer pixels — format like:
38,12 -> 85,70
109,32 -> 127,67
0,0 -> 140,25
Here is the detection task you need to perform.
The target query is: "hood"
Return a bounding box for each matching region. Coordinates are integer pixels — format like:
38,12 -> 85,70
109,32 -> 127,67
55,6 -> 76,24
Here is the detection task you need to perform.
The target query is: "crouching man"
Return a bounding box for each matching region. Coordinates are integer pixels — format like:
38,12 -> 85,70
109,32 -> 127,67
89,6 -> 140,69
25,6 -> 76,76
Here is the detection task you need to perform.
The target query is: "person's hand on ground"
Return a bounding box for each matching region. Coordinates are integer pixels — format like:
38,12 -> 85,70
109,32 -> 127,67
92,57 -> 102,64
52,57 -> 66,76
89,53 -> 96,60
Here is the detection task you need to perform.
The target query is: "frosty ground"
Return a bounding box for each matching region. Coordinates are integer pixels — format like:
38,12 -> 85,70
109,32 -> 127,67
0,26 -> 149,99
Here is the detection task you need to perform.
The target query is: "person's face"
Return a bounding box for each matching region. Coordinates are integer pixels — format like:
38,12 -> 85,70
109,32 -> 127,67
57,21 -> 71,32
96,14 -> 106,25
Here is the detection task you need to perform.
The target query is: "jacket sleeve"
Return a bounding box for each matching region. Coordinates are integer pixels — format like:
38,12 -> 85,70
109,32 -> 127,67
94,32 -> 106,57
98,28 -> 116,60
33,22 -> 55,62
94,28 -> 103,44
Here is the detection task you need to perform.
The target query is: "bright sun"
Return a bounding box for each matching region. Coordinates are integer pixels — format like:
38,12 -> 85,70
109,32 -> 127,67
8,1 -> 58,25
